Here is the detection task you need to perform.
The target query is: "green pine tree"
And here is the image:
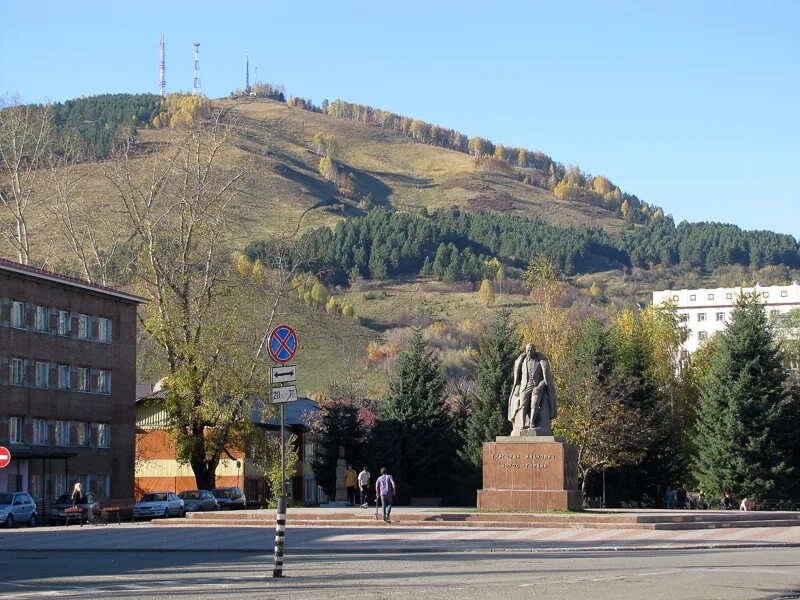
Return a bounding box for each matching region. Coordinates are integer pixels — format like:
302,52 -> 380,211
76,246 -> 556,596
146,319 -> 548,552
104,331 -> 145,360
693,294 -> 799,500
374,328 -> 456,500
459,309 -> 521,467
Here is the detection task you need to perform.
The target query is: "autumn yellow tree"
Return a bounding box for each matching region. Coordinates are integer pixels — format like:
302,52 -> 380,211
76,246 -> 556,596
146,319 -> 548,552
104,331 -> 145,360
478,278 -> 495,306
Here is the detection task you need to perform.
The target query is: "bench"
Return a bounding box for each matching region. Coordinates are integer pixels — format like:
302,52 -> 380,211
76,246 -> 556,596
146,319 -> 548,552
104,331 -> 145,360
100,507 -> 121,525
63,507 -> 86,527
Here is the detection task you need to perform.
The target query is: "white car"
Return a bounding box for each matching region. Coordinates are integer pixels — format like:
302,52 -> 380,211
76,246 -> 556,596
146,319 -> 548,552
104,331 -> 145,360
0,492 -> 38,528
133,492 -> 184,519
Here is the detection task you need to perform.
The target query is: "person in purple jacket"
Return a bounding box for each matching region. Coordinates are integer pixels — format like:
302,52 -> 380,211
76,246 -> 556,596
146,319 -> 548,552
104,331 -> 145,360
375,467 -> 396,523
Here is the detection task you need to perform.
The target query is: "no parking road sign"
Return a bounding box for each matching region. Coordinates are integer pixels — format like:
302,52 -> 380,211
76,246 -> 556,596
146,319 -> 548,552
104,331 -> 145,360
0,446 -> 11,469
268,325 -> 298,363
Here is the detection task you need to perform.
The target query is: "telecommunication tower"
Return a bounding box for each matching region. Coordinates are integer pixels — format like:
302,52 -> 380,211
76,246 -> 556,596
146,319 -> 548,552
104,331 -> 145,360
159,35 -> 166,97
246,55 -> 250,94
193,42 -> 202,95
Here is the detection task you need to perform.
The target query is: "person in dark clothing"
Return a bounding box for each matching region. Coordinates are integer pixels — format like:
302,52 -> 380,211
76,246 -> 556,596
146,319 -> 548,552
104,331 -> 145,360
722,490 -> 736,510
71,482 -> 83,507
676,486 -> 687,509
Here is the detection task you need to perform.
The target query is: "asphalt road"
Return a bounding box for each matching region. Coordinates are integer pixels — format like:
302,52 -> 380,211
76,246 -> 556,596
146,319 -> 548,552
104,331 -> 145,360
0,547 -> 798,600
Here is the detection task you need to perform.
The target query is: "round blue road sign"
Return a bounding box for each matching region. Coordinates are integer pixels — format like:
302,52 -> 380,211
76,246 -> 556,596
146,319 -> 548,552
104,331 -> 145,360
268,325 -> 297,363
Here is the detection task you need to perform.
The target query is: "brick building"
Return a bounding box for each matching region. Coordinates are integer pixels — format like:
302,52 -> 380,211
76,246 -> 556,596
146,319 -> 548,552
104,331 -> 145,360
135,392 -> 321,504
0,258 -> 146,506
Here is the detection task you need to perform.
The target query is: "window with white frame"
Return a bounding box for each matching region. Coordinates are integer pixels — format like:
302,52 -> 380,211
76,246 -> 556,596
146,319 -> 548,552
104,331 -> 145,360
708,293 -> 714,300
679,313 -> 689,322
34,306 -> 49,332
771,309 -> 780,317
78,314 -> 91,339
715,312 -> 725,321
698,331 -> 708,341
98,318 -> 112,343
97,423 -> 110,447
690,294 -> 696,301
763,292 -> 770,298
77,422 -> 90,446
697,312 -> 707,322
54,421 -> 70,446
98,370 -> 111,394
77,367 -> 90,392
10,358 -> 25,385
726,293 -> 733,299
10,301 -> 25,328
57,365 -> 70,390
57,310 -> 71,336
781,291 -> 788,298
35,361 -> 49,388
32,419 -> 48,445
9,417 -> 23,444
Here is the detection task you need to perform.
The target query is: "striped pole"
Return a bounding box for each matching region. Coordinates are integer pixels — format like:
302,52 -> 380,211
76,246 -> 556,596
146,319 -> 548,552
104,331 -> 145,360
272,494 -> 286,577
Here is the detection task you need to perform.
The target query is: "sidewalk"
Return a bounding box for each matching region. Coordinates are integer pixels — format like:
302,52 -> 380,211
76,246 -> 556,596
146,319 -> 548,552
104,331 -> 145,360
2,521 -> 799,554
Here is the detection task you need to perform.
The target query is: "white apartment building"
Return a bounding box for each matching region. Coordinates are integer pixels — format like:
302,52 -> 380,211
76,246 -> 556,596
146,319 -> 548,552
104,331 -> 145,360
652,283 -> 800,354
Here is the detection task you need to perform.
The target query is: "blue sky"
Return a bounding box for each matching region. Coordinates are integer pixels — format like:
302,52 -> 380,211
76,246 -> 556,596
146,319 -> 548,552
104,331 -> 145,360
2,0 -> 798,236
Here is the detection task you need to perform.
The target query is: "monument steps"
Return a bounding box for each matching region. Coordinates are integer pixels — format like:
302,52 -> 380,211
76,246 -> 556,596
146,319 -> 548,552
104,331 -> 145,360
149,509 -> 800,530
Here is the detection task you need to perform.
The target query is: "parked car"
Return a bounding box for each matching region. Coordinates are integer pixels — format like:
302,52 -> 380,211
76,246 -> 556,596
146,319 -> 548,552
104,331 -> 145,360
178,490 -> 218,512
0,492 -> 38,528
211,487 -> 246,510
132,492 -> 184,519
47,492 -> 101,525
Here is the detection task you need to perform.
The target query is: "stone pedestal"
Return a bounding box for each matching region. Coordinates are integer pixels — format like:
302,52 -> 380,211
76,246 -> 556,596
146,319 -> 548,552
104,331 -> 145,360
477,436 -> 582,511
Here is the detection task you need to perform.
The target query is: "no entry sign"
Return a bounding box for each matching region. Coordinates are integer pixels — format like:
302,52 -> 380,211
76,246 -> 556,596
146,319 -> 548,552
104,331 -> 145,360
0,446 -> 11,469
268,325 -> 298,363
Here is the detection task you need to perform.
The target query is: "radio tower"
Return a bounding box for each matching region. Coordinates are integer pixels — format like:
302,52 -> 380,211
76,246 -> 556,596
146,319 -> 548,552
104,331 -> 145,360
193,42 -> 201,96
159,35 -> 166,97
245,55 -> 250,94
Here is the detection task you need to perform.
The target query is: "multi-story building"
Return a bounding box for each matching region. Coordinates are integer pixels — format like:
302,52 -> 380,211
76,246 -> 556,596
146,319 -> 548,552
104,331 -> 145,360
653,283 -> 800,354
0,258 -> 146,506
135,390 -> 321,505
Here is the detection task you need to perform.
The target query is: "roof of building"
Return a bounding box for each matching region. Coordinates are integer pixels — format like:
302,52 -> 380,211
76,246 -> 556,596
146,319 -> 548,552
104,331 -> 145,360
136,391 -> 319,428
0,257 -> 148,304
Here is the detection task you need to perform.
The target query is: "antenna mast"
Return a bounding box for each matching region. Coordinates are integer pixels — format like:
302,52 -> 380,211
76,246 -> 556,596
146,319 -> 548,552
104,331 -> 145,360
159,35 -> 166,97
193,42 -> 201,95
246,55 -> 250,94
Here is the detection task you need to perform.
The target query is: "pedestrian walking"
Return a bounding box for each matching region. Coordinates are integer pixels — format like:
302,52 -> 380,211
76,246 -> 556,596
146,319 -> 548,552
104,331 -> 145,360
740,496 -> 756,511
375,467 -> 396,523
345,464 -> 358,505
71,482 -> 83,507
676,486 -> 687,509
665,486 -> 675,509
358,466 -> 371,508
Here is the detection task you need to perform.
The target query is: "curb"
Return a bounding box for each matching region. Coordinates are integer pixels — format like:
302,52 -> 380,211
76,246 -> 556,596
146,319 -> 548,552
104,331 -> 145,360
2,542 -> 798,555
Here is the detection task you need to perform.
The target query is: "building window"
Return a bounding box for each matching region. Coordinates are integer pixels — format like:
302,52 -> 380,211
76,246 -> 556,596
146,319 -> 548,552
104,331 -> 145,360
98,318 -> 112,343
771,309 -> 780,317
708,294 -> 714,300
54,421 -> 70,446
715,312 -> 725,321
698,331 -> 708,341
672,295 -> 679,301
10,358 -> 25,385
34,361 -> 49,388
34,306 -> 49,332
690,294 -> 696,301
77,422 -> 90,446
57,311 -> 71,336
679,313 -> 689,322
98,370 -> 111,394
92,473 -> 110,498
9,417 -> 23,444
763,292 -> 770,298
10,301 -> 25,328
77,367 -> 90,392
32,419 -> 48,445
77,314 -> 91,339
781,291 -> 788,298
726,293 -> 733,299
97,424 -> 110,448
697,313 -> 707,322
57,365 -> 70,390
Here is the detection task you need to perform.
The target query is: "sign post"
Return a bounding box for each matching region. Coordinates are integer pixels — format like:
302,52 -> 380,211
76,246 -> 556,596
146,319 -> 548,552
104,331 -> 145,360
0,447 -> 11,469
268,325 -> 298,579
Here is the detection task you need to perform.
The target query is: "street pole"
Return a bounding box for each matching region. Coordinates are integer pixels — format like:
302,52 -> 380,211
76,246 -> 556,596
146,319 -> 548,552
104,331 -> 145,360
272,401 -> 286,578
602,466 -> 606,508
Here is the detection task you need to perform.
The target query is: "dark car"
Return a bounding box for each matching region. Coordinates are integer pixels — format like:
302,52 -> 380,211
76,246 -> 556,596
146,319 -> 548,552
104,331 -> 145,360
47,492 -> 101,525
211,487 -> 246,510
178,490 -> 218,512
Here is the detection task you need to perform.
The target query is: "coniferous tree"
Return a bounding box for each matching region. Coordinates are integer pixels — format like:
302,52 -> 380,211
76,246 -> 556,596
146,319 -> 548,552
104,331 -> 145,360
459,309 -> 521,467
693,294 -> 799,500
373,328 -> 456,500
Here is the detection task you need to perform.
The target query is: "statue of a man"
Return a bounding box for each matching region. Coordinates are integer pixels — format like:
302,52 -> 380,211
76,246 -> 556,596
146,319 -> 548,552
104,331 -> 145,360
507,343 -> 557,436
